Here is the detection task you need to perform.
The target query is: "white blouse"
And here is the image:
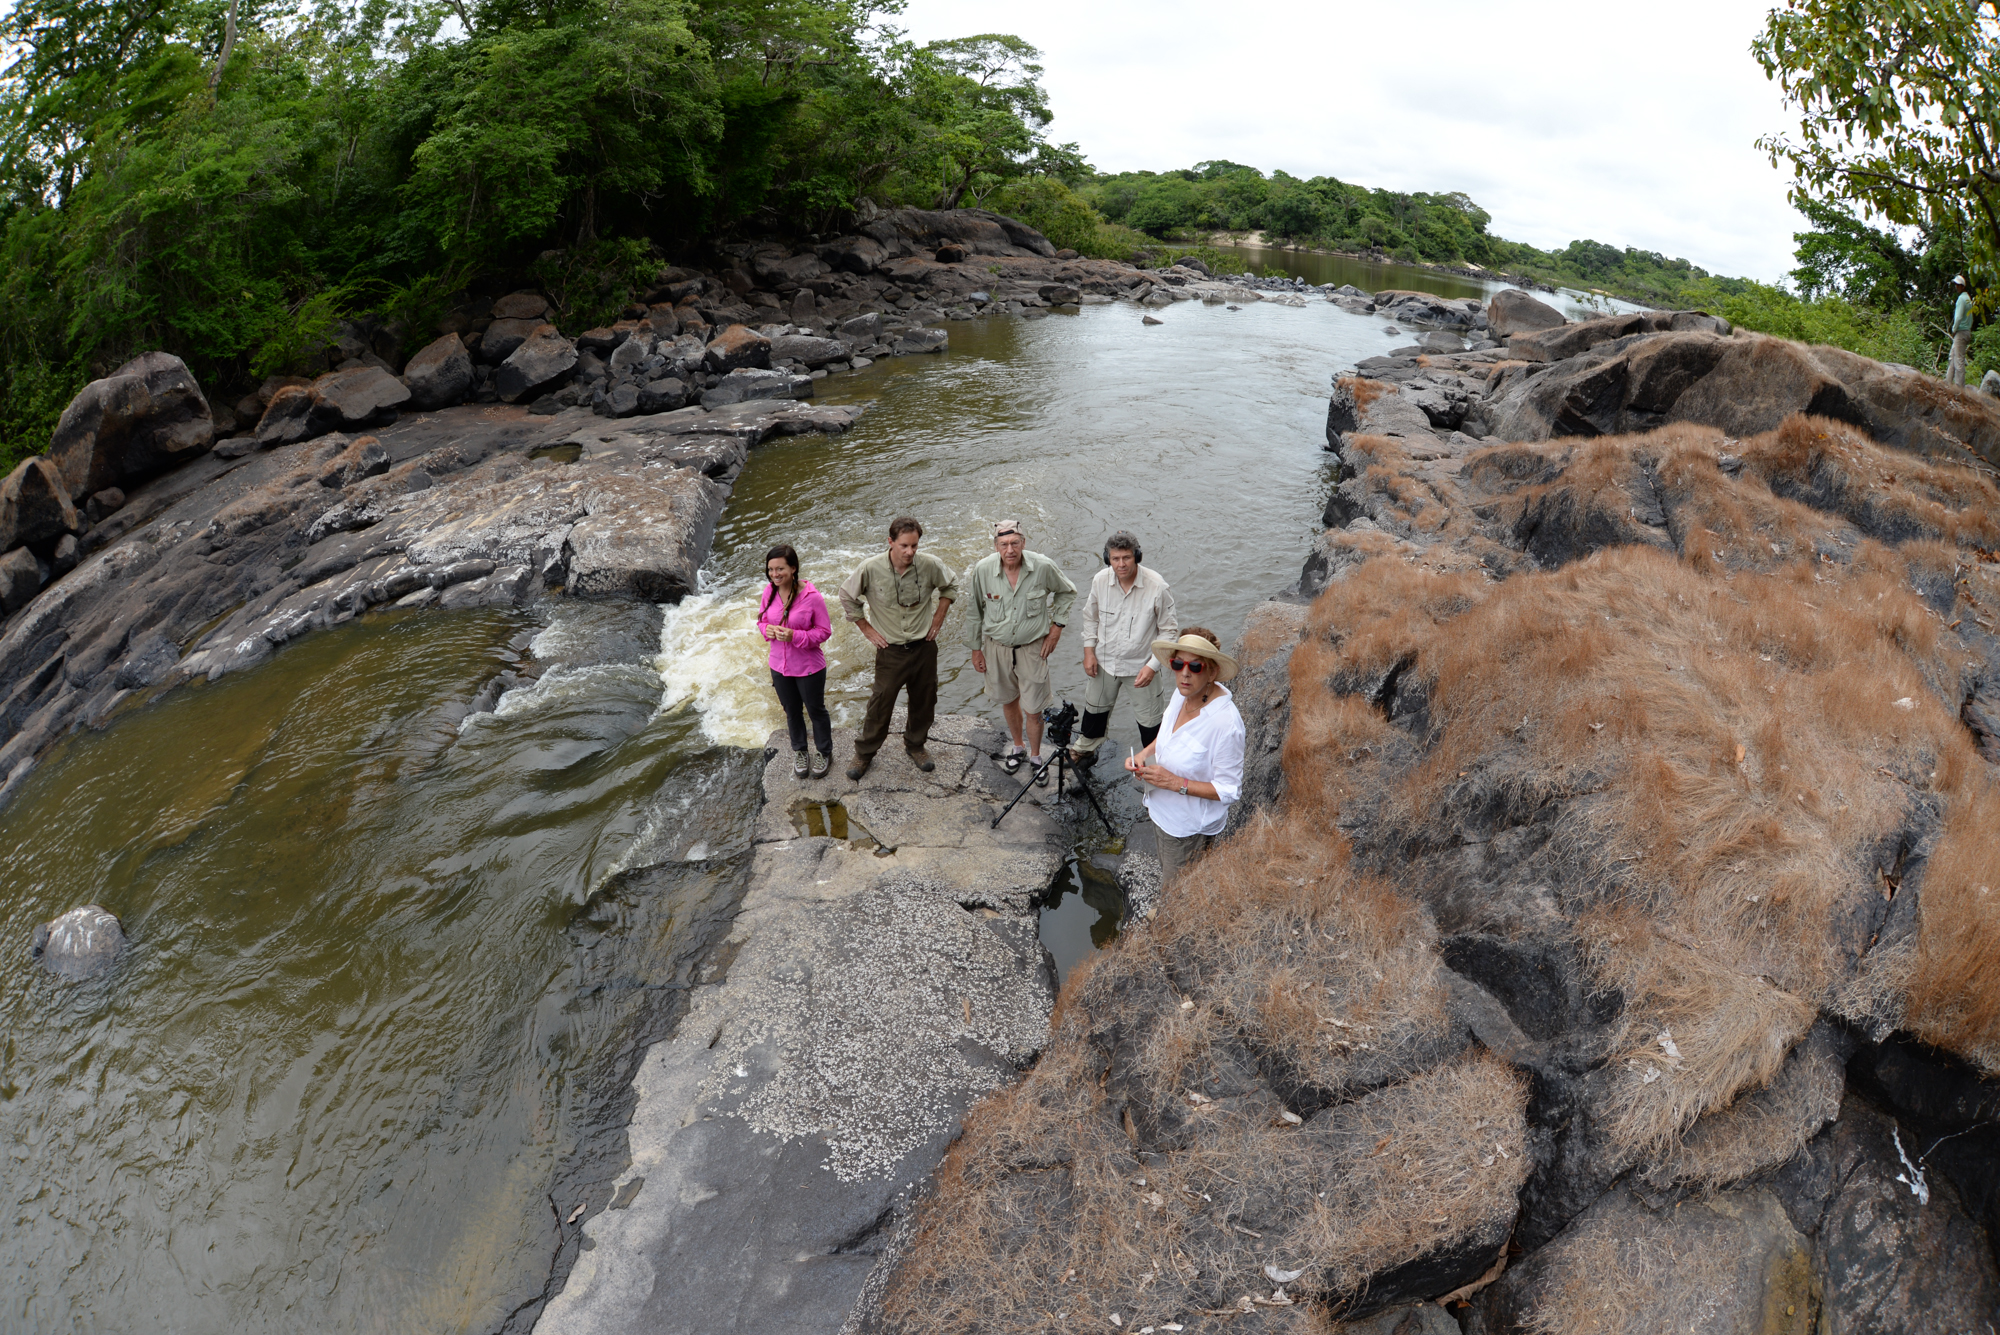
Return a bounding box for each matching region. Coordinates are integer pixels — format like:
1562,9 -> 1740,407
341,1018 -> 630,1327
1144,684 -> 1246,838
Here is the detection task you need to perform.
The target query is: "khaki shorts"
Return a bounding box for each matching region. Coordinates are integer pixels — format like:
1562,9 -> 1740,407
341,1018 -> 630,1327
981,638 -> 1053,712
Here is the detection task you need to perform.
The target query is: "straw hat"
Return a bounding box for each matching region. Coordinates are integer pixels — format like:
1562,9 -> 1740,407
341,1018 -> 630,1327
1151,633 -> 1239,683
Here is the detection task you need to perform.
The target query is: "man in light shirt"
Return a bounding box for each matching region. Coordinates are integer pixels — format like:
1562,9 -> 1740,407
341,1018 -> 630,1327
1950,274 -> 1974,387
1070,530 -> 1177,771
964,519 -> 1076,780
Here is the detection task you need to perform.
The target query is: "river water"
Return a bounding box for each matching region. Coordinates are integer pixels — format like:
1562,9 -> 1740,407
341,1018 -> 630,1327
1219,242 -> 1649,319
1,290 -> 1446,1330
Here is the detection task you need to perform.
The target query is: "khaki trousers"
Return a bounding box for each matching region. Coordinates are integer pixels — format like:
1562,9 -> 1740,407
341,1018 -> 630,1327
1950,331 -> 1972,386
1152,821 -> 1211,886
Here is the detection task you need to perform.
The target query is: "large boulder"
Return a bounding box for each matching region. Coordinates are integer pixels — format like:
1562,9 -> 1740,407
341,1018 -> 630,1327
0,457 -> 82,553
0,545 -> 44,613
703,324 -> 773,373
1477,1185 -> 1814,1332
701,368 -> 808,407
768,334 -> 849,368
311,366 -> 410,428
491,292 -> 549,320
31,904 -> 125,981
1491,330 -> 1734,440
46,351 -> 214,500
479,316 -> 544,364
1667,333 -> 1865,437
1510,312 -> 1659,362
495,325 -> 578,403
401,333 -> 474,411
1488,288 -> 1567,338
1373,290 -> 1486,330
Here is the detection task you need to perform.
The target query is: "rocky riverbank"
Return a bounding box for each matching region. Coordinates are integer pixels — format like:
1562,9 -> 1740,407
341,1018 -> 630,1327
851,292 -> 2000,1331
0,206 -> 1341,804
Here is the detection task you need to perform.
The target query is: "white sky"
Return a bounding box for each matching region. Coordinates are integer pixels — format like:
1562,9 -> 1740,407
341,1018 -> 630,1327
892,0 -> 1811,283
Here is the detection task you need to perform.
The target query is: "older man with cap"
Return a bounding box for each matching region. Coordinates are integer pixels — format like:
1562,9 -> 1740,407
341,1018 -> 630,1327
839,516 -> 958,780
964,519 -> 1077,782
1125,627 -> 1246,887
1070,529 -> 1177,772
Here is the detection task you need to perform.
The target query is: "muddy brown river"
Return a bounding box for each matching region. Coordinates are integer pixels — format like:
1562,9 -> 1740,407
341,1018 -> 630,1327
1,289 -> 1467,1329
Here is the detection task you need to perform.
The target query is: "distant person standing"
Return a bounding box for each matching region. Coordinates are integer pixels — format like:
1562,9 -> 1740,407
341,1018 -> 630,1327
838,517 -> 957,780
755,544 -> 833,780
1950,274 -> 1974,387
1070,529 -> 1177,772
1125,629 -> 1246,887
964,520 -> 1077,783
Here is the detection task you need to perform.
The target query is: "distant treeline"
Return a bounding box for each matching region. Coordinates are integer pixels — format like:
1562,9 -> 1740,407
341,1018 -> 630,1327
1053,162 -> 1994,384
0,0 -> 1086,465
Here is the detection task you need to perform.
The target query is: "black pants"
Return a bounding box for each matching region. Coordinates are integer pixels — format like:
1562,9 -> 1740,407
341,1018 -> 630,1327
855,639 -> 937,758
771,669 -> 833,754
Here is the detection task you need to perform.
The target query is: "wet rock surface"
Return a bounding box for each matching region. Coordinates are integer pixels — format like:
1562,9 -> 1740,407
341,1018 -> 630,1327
535,716 -> 1063,1335
31,904 -> 125,980
0,397 -> 860,804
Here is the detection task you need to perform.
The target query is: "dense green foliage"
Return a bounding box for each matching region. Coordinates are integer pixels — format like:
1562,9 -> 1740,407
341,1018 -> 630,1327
0,0 -> 1083,465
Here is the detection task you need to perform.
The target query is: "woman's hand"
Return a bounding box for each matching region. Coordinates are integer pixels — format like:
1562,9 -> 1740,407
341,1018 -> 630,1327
1131,762 -> 1181,790
772,624 -> 793,642
758,622 -> 774,641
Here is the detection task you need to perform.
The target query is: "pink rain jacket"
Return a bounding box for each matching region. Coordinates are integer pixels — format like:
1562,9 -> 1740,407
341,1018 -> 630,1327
757,580 -> 832,676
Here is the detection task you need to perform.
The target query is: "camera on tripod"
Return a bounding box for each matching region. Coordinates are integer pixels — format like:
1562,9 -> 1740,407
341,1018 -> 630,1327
1041,700 -> 1078,752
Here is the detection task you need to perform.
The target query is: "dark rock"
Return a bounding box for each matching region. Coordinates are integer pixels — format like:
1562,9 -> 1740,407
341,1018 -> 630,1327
893,328 -> 948,356
310,366 -> 410,429
1372,290 -> 1486,331
703,324 -> 773,373
637,377 -> 691,414
401,333 -> 474,411
86,487 -> 126,521
315,436 -> 390,488
1670,311 -> 1731,335
491,292 -> 549,320
596,383 -> 642,418
935,244 -> 967,263
46,351 -> 214,501
768,334 -> 848,368
479,316 -> 543,364
0,545 -> 44,613
0,457 -> 82,552
31,904 -> 125,981
1141,315 -> 1162,326
255,385 -> 317,447
787,289 -> 816,323
701,368 -> 804,407
49,534 -> 78,577
113,628 -> 179,688
1038,283 -> 1080,305
1478,1185 -> 1813,1333
1509,312 -> 1659,363
1488,288 -> 1567,339
1668,333 -> 1865,437
495,326 -> 579,403
1771,1097 -> 2000,1330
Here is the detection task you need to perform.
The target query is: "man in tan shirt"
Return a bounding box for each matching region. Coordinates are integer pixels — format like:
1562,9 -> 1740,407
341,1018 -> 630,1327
837,516 -> 957,778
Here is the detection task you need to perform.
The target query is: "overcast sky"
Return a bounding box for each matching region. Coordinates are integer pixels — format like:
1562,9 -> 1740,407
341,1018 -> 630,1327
893,0 -> 1810,283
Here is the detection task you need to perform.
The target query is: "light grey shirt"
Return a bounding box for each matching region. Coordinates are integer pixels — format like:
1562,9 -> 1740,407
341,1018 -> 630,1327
1079,564 -> 1178,677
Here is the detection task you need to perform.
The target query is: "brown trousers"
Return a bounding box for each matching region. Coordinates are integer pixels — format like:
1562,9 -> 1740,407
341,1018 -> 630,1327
856,639 -> 938,759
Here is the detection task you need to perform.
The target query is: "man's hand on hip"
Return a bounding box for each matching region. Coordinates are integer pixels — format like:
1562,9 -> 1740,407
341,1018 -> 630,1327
858,621 -> 889,650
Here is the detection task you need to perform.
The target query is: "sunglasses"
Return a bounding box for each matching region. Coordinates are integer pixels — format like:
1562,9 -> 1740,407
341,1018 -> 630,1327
1169,657 -> 1210,674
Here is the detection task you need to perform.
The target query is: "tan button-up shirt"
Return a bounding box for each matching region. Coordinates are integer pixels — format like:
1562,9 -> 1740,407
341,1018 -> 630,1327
838,551 -> 958,644
962,550 -> 1077,649
1079,564 -> 1178,677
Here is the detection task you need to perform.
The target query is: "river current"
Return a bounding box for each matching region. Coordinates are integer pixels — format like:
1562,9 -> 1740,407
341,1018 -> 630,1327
1,274 -> 1487,1329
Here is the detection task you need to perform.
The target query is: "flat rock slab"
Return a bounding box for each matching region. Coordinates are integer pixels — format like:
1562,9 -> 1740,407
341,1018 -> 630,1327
536,717 -> 1062,1335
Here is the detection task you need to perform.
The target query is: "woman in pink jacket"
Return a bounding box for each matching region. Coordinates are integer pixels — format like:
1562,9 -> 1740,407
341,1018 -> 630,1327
756,544 -> 834,778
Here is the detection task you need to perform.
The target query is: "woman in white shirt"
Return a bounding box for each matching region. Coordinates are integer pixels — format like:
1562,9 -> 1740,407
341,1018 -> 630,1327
1123,628 -> 1246,887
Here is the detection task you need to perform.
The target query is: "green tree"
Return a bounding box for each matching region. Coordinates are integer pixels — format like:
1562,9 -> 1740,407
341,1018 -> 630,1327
1753,0 -> 2000,277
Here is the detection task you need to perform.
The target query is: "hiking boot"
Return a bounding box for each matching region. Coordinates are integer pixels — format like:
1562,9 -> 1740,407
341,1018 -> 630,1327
792,750 -> 810,779
906,746 -> 935,772
810,751 -> 832,779
845,754 -> 873,781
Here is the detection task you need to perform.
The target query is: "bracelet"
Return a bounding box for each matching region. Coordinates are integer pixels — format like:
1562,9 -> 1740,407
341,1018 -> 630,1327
1180,781 -> 1188,796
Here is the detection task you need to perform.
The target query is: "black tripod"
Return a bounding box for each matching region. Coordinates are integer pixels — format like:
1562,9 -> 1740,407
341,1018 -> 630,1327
992,747 -> 1114,834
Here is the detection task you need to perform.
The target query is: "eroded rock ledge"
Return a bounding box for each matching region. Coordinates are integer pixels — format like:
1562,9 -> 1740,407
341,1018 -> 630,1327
0,397 -> 859,802
534,717 -> 1065,1335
